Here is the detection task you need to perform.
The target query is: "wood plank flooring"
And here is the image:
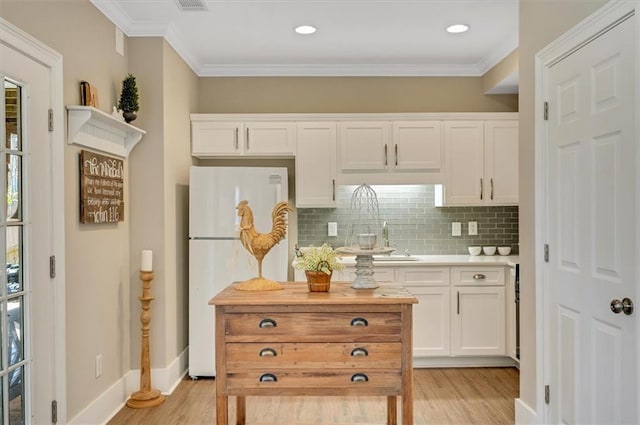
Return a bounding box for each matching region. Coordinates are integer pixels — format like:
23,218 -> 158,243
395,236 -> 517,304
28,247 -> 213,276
108,367 -> 519,425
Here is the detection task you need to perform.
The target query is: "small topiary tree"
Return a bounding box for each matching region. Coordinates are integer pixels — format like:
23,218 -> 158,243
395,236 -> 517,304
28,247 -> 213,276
118,73 -> 139,113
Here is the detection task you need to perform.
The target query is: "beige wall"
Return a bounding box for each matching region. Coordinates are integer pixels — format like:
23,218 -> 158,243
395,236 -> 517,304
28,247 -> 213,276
197,77 -> 518,113
483,49 -> 519,93
1,1 -> 131,419
518,0 -> 607,412
161,40 -> 198,360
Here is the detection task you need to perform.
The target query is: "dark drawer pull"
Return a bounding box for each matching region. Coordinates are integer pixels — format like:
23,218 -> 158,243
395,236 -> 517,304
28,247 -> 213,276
350,317 -> 368,327
351,373 -> 369,382
473,273 -> 486,280
258,318 -> 277,328
350,347 -> 369,357
259,348 -> 277,357
259,373 -> 277,382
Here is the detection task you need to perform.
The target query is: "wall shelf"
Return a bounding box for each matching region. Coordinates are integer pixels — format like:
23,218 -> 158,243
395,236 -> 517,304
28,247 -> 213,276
67,105 -> 146,157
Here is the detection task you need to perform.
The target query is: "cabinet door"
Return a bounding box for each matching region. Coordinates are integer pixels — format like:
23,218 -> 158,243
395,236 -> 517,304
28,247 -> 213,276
484,120 -> 519,204
191,121 -> 242,157
452,286 -> 506,356
339,121 -> 390,170
406,285 -> 450,357
244,122 -> 296,155
392,121 -> 443,171
295,122 -> 337,208
443,121 -> 484,205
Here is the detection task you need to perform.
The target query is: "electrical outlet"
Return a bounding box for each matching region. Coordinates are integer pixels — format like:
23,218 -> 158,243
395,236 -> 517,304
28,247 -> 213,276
95,354 -> 103,378
452,222 -> 462,236
328,222 -> 338,237
468,221 -> 478,236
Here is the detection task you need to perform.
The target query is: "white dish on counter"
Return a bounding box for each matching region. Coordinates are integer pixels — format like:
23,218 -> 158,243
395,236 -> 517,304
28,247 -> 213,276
498,246 -> 512,256
468,246 -> 481,256
483,246 -> 497,256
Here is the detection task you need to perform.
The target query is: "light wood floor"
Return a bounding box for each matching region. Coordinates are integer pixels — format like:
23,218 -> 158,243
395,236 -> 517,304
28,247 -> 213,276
108,367 -> 519,425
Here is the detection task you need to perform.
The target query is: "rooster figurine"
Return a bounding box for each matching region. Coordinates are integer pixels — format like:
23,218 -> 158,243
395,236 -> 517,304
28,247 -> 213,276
235,200 -> 293,291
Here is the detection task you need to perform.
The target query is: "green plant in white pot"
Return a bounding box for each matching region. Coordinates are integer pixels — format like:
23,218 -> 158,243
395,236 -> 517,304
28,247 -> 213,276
294,244 -> 344,292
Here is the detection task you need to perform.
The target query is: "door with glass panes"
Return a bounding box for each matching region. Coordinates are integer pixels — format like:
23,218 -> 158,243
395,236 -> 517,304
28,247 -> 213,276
1,36 -> 58,423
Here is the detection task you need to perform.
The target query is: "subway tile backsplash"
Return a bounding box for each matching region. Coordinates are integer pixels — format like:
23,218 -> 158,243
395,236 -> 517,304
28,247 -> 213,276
297,185 -> 519,255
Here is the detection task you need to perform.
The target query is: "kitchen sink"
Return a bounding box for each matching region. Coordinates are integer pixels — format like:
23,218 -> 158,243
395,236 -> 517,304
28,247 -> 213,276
372,255 -> 419,261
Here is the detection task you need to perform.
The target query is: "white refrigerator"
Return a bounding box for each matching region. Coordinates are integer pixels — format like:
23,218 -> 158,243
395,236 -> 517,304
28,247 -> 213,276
188,166 -> 289,377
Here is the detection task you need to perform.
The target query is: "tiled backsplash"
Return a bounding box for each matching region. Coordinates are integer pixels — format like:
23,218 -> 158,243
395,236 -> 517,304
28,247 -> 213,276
297,185 -> 519,255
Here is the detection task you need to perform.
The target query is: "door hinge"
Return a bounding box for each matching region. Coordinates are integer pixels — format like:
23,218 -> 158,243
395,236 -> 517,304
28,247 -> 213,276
48,109 -> 54,131
544,102 -> 549,121
544,244 -> 549,262
51,400 -> 58,423
49,255 -> 56,278
544,385 -> 550,404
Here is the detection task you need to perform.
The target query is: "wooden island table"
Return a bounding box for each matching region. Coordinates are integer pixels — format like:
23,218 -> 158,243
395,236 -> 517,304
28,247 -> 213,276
210,281 -> 418,425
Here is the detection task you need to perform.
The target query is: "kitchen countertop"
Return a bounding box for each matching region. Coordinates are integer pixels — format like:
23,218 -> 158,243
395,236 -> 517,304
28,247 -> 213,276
336,254 -> 519,267
293,254 -> 519,268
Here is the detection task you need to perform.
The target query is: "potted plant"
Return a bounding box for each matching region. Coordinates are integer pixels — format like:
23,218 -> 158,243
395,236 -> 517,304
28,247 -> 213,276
294,244 -> 345,292
118,73 -> 139,123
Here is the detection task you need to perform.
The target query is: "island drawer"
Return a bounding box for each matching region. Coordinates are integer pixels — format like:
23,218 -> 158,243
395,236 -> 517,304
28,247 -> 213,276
225,342 -> 401,371
224,312 -> 402,342
225,370 -> 402,394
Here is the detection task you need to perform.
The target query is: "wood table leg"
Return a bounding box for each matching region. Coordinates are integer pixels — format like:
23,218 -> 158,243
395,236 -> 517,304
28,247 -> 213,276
402,386 -> 413,425
387,396 -> 397,425
236,396 -> 246,425
216,395 -> 228,425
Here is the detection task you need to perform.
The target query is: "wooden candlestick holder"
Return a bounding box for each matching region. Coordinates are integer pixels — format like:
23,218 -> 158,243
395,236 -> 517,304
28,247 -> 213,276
126,270 -> 165,408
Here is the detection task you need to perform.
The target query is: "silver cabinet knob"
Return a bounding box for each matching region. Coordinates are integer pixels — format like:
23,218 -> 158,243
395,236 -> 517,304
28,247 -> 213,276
610,298 -> 634,315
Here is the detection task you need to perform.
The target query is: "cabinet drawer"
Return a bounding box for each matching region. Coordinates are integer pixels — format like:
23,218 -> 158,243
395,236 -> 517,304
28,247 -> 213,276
226,342 -> 401,371
226,370 -> 402,393
451,266 -> 505,286
225,312 -> 402,343
396,266 -> 450,286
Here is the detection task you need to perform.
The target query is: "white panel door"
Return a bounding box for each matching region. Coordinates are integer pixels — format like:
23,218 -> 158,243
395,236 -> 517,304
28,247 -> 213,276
295,122 -> 337,207
545,15 -> 637,424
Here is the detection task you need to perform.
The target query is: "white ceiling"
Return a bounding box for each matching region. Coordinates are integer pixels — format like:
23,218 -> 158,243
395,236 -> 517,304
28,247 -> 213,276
92,0 -> 518,82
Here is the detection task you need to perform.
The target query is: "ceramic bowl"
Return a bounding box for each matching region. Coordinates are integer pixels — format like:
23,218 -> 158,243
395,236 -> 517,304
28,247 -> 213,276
468,246 -> 481,256
482,246 -> 497,256
498,246 -> 512,256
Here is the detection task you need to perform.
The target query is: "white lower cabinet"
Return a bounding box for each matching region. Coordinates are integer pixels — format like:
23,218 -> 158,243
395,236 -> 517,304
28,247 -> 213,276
451,266 -> 506,356
407,285 -> 451,357
451,286 -> 506,356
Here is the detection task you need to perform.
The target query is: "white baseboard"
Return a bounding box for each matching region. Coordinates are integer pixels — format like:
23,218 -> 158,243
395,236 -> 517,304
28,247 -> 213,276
413,356 -> 518,368
515,398 -> 539,425
69,348 -> 188,425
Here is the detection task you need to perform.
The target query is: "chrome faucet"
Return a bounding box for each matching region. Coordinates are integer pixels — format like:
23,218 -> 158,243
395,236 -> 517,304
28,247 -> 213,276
382,221 -> 390,247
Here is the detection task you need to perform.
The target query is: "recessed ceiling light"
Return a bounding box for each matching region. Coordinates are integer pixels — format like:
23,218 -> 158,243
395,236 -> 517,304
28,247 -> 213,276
446,24 -> 470,34
295,25 -> 317,35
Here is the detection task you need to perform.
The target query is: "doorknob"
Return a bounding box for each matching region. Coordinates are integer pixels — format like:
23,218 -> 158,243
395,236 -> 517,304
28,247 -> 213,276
610,298 -> 634,315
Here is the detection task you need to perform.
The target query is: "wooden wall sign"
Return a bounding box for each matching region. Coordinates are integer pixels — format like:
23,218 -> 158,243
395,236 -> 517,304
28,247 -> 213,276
80,150 -> 124,223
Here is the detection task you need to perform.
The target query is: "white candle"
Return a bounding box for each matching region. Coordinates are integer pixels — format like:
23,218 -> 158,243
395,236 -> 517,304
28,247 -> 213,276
141,250 -> 153,272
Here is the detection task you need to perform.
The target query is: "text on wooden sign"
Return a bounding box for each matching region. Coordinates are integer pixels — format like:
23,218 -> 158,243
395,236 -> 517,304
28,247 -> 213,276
80,150 -> 124,223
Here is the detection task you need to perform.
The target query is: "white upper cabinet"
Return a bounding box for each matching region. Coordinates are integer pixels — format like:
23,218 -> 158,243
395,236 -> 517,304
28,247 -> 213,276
392,121 -> 443,171
443,121 -> 485,204
243,121 -> 296,156
191,121 -> 242,156
295,122 -> 337,208
191,116 -> 295,157
442,119 -> 518,206
484,120 -> 519,204
339,121 -> 390,170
